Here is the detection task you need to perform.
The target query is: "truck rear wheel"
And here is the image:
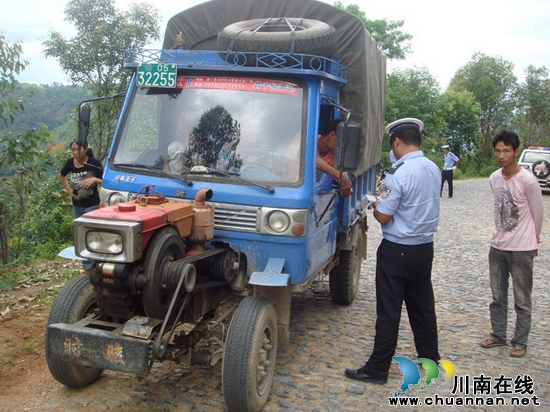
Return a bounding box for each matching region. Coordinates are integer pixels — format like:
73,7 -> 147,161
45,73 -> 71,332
217,17 -> 337,58
222,296 -> 277,412
45,275 -> 103,387
329,229 -> 362,305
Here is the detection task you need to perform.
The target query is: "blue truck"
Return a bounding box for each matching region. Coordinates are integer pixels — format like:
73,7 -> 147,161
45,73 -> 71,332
45,0 -> 386,410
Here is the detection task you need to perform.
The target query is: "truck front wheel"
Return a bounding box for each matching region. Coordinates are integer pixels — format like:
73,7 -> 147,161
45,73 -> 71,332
222,296 -> 278,412
45,275 -> 103,387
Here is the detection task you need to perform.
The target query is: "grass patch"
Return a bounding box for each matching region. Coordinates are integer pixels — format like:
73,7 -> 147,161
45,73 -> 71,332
0,270 -> 26,291
22,341 -> 37,354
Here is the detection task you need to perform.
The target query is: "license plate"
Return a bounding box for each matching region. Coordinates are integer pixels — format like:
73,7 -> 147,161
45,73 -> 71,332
137,63 -> 177,88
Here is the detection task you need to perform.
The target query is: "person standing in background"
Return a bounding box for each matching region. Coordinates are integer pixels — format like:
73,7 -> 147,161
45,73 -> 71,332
440,145 -> 460,198
480,129 -> 543,358
59,140 -> 103,275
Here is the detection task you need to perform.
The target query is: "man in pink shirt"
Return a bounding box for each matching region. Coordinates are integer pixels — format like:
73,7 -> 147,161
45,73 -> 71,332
480,130 -> 544,358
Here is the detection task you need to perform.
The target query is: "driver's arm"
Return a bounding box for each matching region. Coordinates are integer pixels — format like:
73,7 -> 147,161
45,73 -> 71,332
316,157 -> 353,197
316,157 -> 339,180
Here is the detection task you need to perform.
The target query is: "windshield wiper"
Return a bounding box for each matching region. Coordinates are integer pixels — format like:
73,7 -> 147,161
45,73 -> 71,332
114,163 -> 193,186
188,167 -> 274,193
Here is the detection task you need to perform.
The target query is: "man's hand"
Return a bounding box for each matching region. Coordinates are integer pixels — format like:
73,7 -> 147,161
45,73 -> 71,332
339,172 -> 353,197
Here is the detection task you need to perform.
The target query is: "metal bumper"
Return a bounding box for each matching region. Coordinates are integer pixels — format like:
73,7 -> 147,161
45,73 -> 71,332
47,317 -> 157,376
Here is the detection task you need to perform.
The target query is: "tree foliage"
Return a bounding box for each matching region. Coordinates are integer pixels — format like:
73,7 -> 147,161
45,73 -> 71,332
333,1 -> 412,59
386,67 -> 441,134
383,67 -> 442,166
449,53 -> 517,157
0,33 -> 27,128
43,0 -> 161,161
0,34 -> 54,265
439,89 -> 481,155
515,65 -> 550,148
10,83 -> 92,142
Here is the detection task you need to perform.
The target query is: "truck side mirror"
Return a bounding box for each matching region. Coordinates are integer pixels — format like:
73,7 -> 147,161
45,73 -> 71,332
77,102 -> 91,146
334,121 -> 362,172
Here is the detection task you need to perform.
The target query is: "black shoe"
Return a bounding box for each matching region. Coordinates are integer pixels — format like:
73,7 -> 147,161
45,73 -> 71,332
344,368 -> 387,384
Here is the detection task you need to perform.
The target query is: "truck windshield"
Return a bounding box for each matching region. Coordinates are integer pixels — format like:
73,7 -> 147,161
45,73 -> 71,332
113,76 -> 304,186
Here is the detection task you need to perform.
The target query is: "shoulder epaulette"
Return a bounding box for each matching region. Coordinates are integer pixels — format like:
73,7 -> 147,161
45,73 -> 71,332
388,162 -> 404,175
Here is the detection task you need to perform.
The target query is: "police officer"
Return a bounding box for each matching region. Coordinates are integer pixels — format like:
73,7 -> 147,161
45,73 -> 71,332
441,145 -> 460,198
345,118 -> 441,384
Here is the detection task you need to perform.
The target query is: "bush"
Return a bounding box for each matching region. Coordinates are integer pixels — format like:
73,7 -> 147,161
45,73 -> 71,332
459,151 -> 500,178
19,153 -> 75,261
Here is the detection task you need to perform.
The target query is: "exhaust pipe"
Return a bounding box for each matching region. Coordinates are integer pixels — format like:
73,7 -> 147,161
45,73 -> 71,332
188,188 -> 214,255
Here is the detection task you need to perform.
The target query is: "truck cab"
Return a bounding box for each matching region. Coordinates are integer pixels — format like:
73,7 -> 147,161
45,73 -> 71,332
101,48 -> 365,287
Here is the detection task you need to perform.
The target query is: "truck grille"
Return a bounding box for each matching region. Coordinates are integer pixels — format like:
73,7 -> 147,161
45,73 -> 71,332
211,203 -> 259,233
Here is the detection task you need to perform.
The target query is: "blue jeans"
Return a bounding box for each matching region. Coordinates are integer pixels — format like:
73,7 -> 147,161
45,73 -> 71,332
73,204 -> 100,270
488,247 -> 534,348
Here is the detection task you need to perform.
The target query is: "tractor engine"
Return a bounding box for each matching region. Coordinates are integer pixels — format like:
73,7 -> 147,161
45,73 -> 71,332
73,187 -> 239,322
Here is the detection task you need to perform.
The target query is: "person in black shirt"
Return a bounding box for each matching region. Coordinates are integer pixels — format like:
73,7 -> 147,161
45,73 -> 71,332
59,140 -> 103,274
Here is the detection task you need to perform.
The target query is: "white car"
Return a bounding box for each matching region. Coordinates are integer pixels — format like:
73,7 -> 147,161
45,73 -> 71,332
518,147 -> 550,189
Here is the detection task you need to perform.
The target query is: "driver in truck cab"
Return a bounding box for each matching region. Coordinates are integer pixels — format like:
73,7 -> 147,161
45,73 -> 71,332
316,118 -> 353,197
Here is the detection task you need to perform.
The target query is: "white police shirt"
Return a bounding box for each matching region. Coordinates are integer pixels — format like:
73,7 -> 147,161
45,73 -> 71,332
443,151 -> 459,170
377,151 -> 440,245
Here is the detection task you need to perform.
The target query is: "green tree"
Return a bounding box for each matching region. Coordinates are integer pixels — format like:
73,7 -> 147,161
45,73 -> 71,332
383,67 -> 442,165
385,67 -> 441,134
22,150 -> 75,260
11,83 -> 93,143
439,89 -> 481,154
334,1 -> 412,59
449,53 -> 517,158
0,34 -> 27,129
43,0 -> 161,162
515,65 -> 550,148
0,34 -> 54,264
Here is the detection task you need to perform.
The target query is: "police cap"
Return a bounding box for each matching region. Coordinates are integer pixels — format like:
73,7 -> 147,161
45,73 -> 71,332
385,118 -> 424,136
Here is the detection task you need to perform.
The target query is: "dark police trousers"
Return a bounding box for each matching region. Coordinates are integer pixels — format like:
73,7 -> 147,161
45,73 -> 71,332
364,239 -> 440,378
441,169 -> 454,197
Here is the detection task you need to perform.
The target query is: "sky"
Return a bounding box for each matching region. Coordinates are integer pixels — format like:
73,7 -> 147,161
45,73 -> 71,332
1,0 -> 549,90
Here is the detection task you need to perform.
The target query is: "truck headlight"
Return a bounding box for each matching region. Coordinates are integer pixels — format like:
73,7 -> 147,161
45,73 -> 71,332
268,211 -> 290,233
259,207 -> 307,236
108,192 -> 126,205
100,188 -> 131,206
75,217 -> 142,263
87,231 -> 124,254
